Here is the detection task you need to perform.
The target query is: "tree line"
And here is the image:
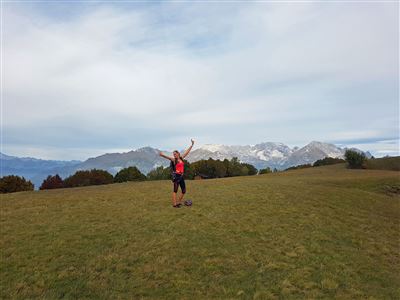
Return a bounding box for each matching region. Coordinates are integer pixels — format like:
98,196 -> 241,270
283,150 -> 369,171
0,157 -> 258,193
0,150 -> 373,193
148,157 -> 258,180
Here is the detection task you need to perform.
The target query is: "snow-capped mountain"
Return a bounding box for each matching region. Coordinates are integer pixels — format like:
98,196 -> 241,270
188,142 -> 294,169
1,141 -> 372,189
190,141 -> 371,170
284,141 -> 345,168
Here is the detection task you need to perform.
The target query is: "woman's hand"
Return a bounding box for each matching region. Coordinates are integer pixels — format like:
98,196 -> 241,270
191,139 -> 195,145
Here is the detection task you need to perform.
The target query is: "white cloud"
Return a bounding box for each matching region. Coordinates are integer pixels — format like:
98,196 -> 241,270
2,2 -> 398,159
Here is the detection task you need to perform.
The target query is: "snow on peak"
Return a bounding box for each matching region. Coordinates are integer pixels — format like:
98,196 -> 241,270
271,150 -> 284,158
190,141 -> 369,169
199,144 -> 226,153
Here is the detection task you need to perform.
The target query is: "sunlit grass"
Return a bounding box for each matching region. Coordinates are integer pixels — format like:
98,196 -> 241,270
1,164 -> 399,299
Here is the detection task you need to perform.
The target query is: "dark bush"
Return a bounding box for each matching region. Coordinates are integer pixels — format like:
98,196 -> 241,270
241,163 -> 258,175
147,166 -> 171,180
64,169 -> 114,188
40,174 -> 64,190
114,166 -> 146,183
190,157 -> 256,178
259,167 -> 272,174
345,150 -> 366,169
147,158 -> 258,180
147,159 -> 195,181
0,175 -> 34,193
191,158 -> 227,178
182,160 -> 195,180
285,164 -> 312,171
224,157 -> 242,177
313,157 -> 346,167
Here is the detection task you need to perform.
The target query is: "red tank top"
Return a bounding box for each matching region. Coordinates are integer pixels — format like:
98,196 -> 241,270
175,160 -> 184,174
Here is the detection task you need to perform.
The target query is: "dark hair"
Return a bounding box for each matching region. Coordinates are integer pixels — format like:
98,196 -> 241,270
173,150 -> 183,165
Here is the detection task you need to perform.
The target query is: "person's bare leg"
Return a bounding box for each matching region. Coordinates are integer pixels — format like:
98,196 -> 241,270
172,192 -> 177,206
178,192 -> 185,204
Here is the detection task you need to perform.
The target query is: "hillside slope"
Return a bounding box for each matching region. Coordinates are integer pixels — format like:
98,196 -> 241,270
1,165 -> 399,299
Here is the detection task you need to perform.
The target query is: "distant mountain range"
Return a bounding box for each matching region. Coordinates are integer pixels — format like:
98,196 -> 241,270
0,141 -> 372,188
189,141 -> 364,170
0,152 -> 81,189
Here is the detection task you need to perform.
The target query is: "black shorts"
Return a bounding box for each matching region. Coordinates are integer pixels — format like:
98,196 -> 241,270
172,173 -> 186,194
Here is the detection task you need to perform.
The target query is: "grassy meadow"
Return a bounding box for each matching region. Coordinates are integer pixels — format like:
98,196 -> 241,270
365,156 -> 400,171
1,164 -> 399,299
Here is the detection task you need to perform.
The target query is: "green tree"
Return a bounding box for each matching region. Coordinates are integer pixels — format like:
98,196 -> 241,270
214,160 -> 227,178
191,159 -> 210,177
90,169 -> 114,185
240,165 -> 249,176
40,174 -> 64,190
191,158 -> 256,178
64,169 -> 114,187
226,157 -> 242,177
147,166 -> 171,180
0,175 -> 34,193
241,163 -> 257,175
345,150 -> 366,169
64,170 -> 91,187
183,159 -> 195,180
313,157 -> 345,167
114,166 -> 146,183
285,164 -> 312,171
259,167 -> 272,174
191,158 -> 227,178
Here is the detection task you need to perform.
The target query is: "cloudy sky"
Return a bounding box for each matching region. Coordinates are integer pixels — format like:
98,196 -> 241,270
2,1 -> 399,160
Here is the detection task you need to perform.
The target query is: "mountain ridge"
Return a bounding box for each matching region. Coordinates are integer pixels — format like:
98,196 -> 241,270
0,141 -> 372,188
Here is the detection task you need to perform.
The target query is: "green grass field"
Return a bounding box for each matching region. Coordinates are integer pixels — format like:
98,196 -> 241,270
1,164 -> 399,299
365,156 -> 400,171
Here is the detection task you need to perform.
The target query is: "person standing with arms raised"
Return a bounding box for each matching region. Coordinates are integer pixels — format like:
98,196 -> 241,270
159,139 -> 195,208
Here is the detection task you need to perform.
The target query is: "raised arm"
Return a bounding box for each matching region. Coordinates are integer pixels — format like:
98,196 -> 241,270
182,139 -> 195,159
159,151 -> 174,161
